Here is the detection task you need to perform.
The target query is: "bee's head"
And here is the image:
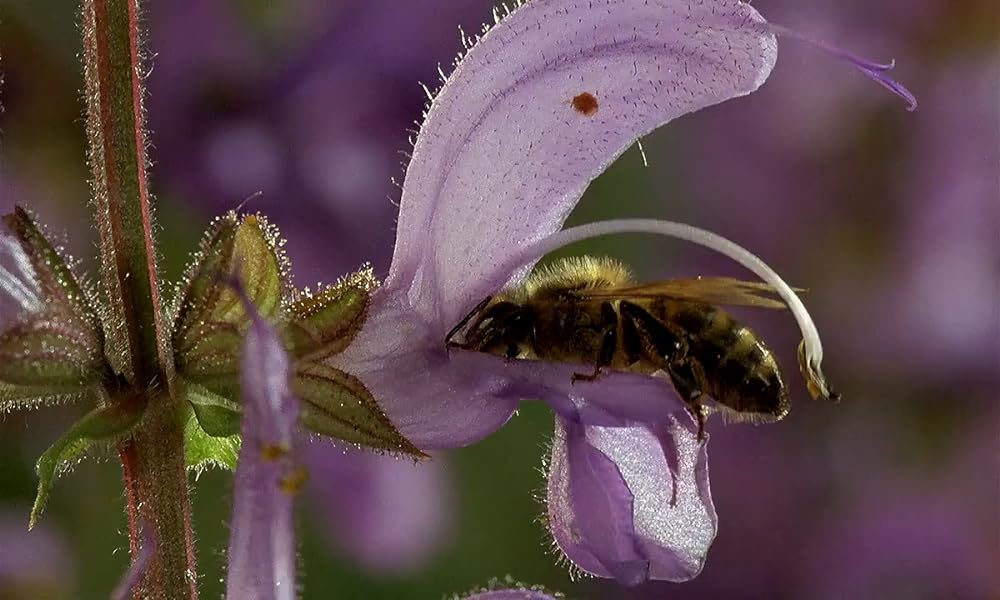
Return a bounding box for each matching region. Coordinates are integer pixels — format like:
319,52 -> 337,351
453,300 -> 534,359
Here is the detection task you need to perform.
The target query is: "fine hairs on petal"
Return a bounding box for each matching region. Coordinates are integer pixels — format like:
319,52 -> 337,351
483,218 -> 839,403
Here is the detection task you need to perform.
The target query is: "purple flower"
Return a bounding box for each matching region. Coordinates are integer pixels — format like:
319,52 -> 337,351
324,0 -> 846,586
111,525 -> 155,600
225,289 -> 303,600
213,0 -> 912,590
0,510 -> 76,598
331,0 -> 785,448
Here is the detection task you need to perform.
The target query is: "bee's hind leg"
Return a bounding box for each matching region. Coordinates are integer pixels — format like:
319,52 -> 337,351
666,360 -> 711,440
572,303 -> 618,384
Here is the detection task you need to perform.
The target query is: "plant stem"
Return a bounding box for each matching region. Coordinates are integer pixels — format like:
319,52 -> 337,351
119,399 -> 199,600
82,0 -> 171,385
81,0 -> 195,597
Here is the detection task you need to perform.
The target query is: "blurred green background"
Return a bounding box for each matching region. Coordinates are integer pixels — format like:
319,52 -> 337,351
1,1 -> 997,598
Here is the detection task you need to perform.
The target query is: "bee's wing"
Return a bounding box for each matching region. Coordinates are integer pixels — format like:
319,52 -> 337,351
576,277 -> 802,309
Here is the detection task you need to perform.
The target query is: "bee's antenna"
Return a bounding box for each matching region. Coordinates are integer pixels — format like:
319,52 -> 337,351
445,295 -> 493,349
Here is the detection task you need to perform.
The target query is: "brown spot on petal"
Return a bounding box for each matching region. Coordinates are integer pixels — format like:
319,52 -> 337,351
572,92 -> 599,117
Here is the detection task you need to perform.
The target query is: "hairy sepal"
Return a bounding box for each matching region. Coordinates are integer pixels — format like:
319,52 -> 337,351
0,317 -> 107,387
294,361 -> 425,458
173,212 -> 288,384
285,266 -> 376,361
1,208 -> 106,394
30,396 -> 146,529
3,207 -> 102,334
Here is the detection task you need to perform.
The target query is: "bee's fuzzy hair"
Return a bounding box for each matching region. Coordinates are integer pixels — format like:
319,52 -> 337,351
508,255 -> 635,302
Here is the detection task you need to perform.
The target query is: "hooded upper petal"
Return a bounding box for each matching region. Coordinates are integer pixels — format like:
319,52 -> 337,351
225,304 -> 301,600
336,0 -> 779,447
387,0 -> 778,323
547,413 -> 716,584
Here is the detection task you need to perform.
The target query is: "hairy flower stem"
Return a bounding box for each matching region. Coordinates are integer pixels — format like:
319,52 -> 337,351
119,399 -> 198,599
81,0 -> 194,596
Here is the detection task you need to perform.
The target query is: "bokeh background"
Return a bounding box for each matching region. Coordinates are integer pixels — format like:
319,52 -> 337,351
1,0 -> 997,598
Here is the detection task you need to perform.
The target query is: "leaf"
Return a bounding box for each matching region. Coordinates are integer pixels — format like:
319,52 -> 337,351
286,266 -> 375,360
184,411 -> 241,474
293,362 -> 425,458
186,382 -> 242,437
30,398 -> 145,528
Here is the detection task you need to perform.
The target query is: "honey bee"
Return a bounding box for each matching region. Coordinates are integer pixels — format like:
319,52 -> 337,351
446,256 -> 796,438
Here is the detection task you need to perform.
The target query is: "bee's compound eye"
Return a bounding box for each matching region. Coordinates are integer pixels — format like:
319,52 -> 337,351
476,317 -> 494,330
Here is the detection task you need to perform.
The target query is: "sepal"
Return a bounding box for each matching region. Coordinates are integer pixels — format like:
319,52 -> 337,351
173,213 -> 289,384
293,361 -> 425,458
0,316 -> 107,387
285,266 -> 375,360
3,207 -> 102,334
1,208 -> 106,399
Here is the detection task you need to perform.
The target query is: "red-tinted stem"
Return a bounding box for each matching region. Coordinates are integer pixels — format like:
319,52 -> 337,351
117,401 -> 199,599
81,0 -> 195,596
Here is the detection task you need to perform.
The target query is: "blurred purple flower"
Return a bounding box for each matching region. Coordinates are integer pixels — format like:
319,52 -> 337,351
147,0 -> 494,281
853,55 -> 999,376
225,291 -> 302,600
111,525 -> 155,600
0,511 -> 75,598
304,443 -> 455,573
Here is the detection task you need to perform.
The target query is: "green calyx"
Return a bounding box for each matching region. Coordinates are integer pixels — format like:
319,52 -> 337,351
173,213 -> 422,467
294,361 -> 426,459
0,208 -> 108,405
284,266 -> 375,360
172,212 -> 289,383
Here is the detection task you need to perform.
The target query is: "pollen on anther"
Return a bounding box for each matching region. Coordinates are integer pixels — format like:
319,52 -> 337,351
571,92 -> 599,116
279,466 -> 308,495
260,444 -> 289,461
